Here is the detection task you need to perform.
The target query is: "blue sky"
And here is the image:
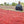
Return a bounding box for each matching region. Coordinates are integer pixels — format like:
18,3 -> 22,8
0,0 -> 24,4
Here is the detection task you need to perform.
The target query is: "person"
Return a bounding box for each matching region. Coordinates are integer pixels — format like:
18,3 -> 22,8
15,1 -> 23,11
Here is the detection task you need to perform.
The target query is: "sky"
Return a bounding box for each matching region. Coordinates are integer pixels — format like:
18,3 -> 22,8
0,0 -> 24,4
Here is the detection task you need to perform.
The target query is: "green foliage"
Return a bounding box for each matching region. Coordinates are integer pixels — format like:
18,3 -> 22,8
0,2 -> 24,6
12,2 -> 16,6
12,2 -> 17,6
4,2 -> 9,6
6,3 -> 9,6
15,3 -> 17,6
4,2 -> 7,5
0,4 -> 3,6
21,2 -> 24,6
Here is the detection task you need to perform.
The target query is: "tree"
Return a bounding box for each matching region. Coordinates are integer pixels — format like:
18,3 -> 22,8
6,3 -> 9,6
15,3 -> 17,6
4,2 -> 6,5
12,2 -> 16,6
21,2 -> 24,6
0,4 -> 3,6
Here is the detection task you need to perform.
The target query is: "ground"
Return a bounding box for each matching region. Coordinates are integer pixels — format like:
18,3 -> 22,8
0,8 -> 24,24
